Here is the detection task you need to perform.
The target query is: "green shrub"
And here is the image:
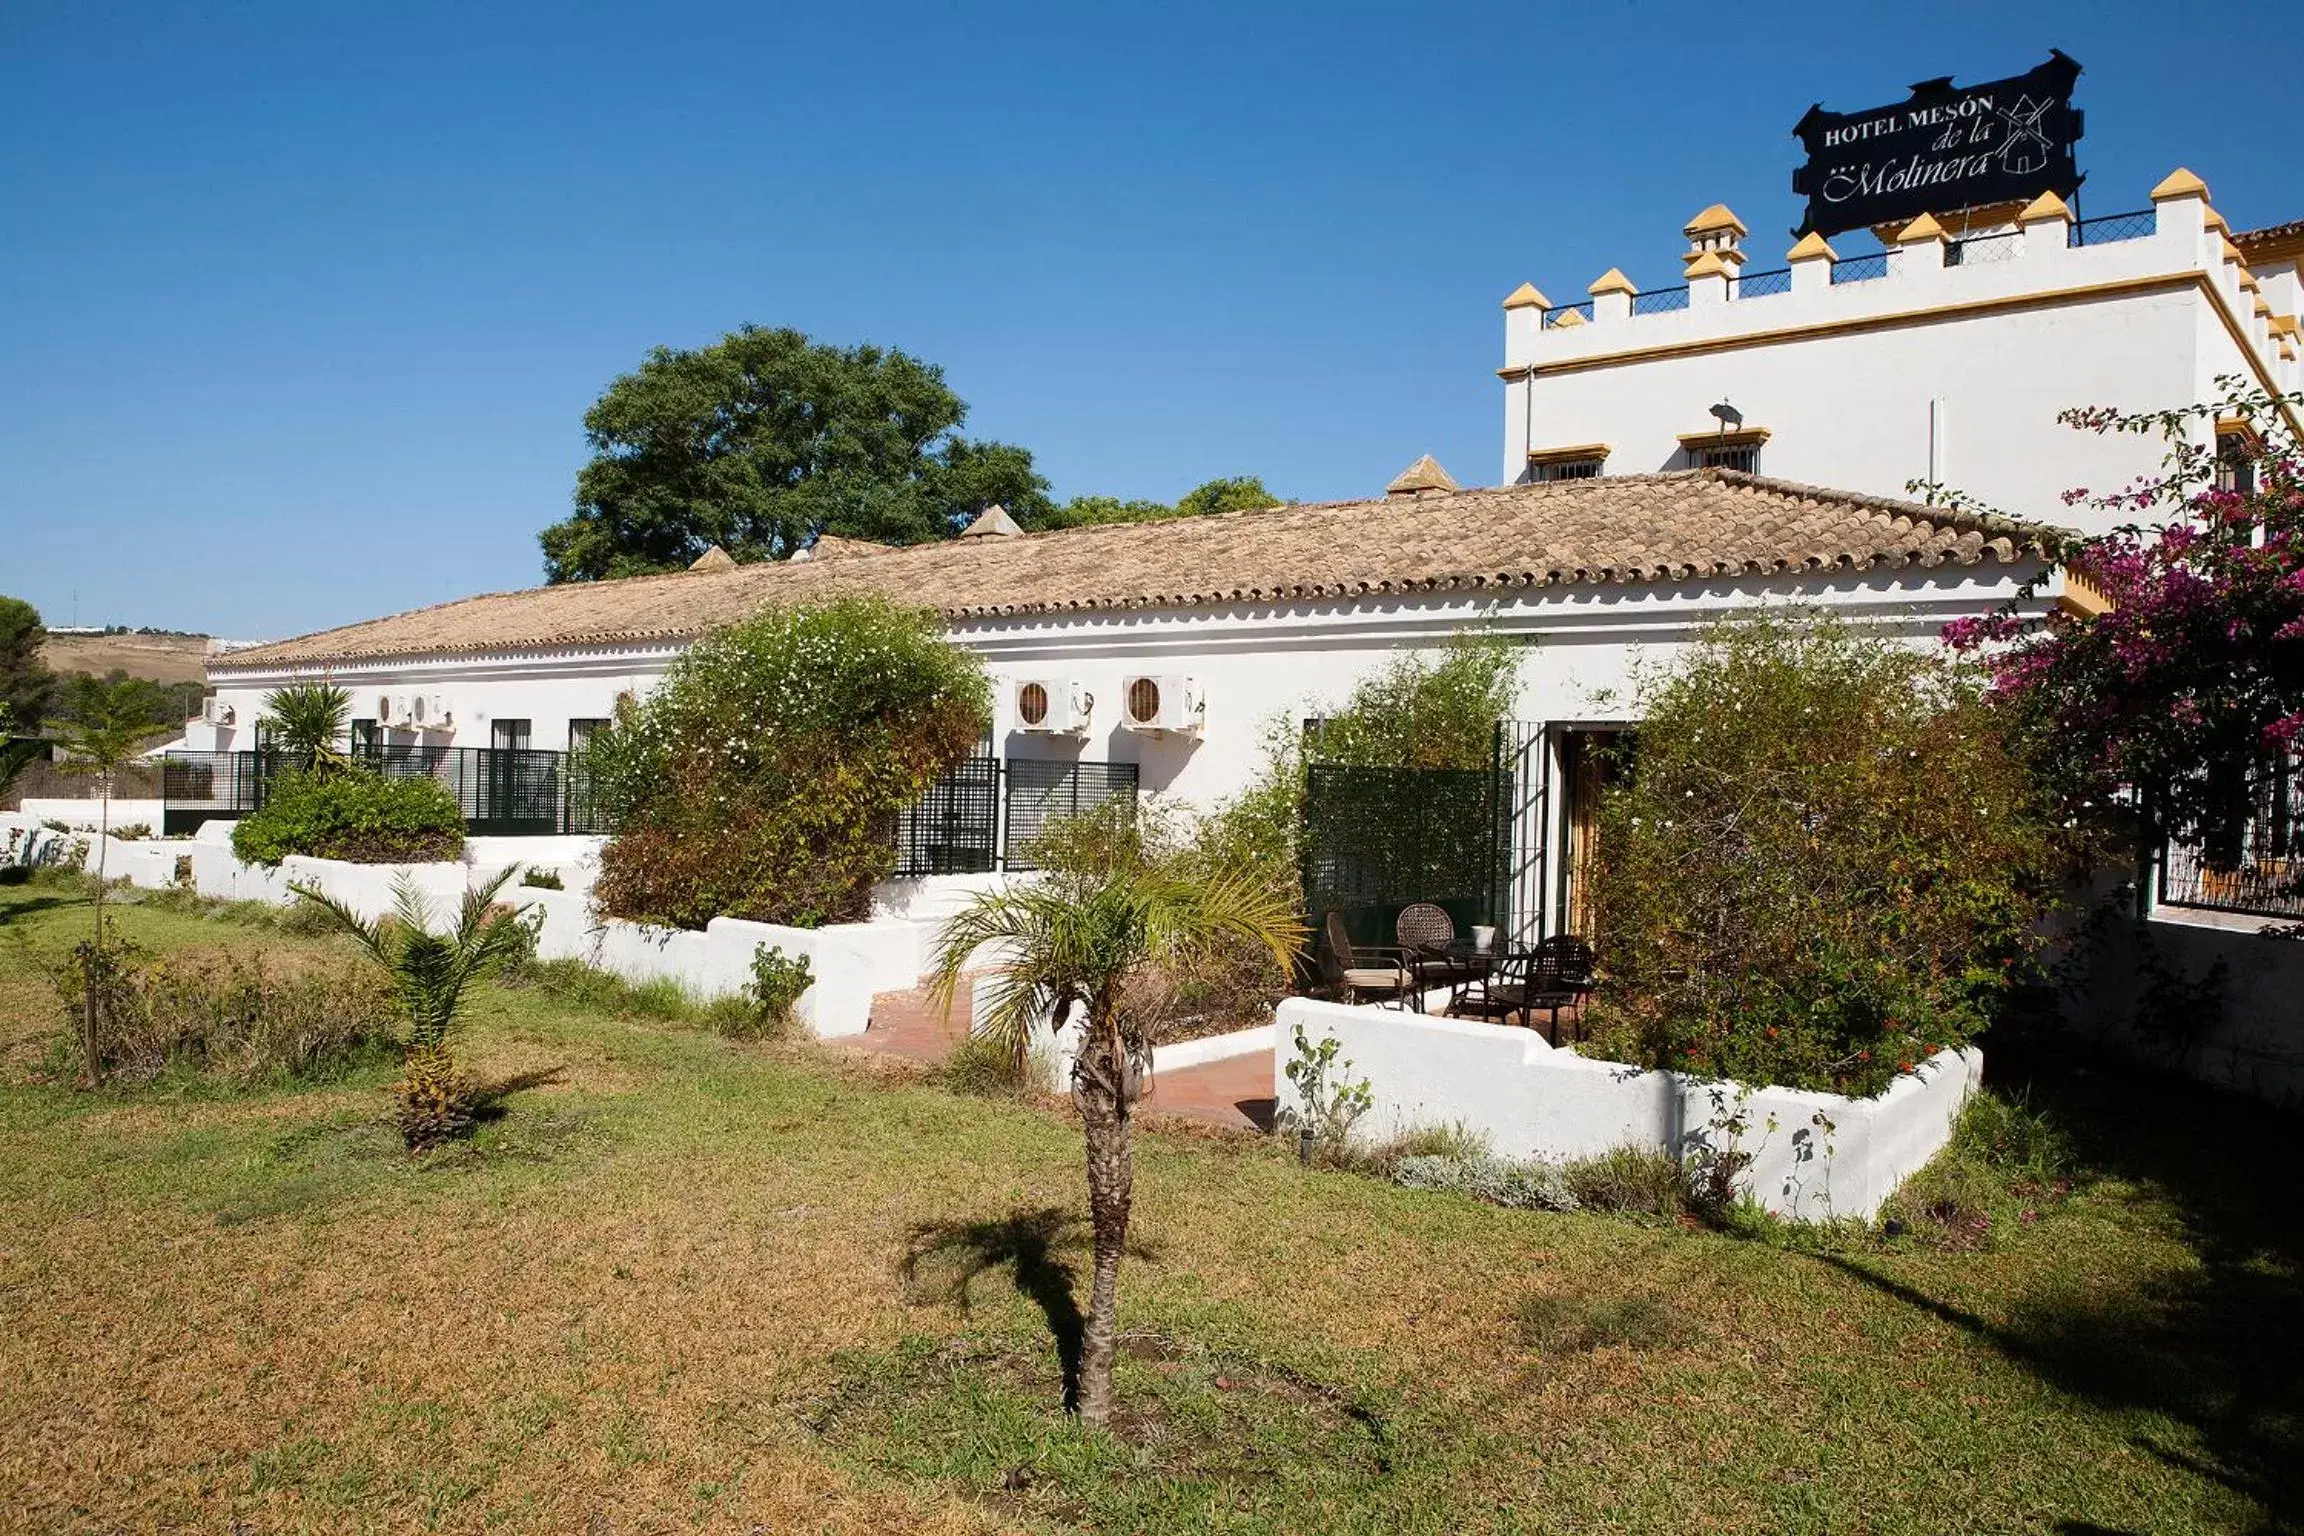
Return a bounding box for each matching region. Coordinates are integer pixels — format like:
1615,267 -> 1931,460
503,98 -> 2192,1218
498,955 -> 705,1022
1584,616 -> 2065,1096
1880,1090 -> 2076,1249
1559,1147 -> 1689,1218
519,868 -> 564,890
1393,1152 -> 1578,1211
51,940 -> 398,1086
230,767 -> 465,867
588,596 -> 989,929
941,1031 -> 1035,1097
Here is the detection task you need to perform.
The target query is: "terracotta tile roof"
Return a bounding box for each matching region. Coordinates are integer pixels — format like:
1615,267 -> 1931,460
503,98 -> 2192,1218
218,469 -> 2055,669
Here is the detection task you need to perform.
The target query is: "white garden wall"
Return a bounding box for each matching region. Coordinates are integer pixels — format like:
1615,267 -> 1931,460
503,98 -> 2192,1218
1273,997 -> 1981,1221
19,798 -> 169,835
0,812 -> 921,1041
2067,904 -> 2304,1110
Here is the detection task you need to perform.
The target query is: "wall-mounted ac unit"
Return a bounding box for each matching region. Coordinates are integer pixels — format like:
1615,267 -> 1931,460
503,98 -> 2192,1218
1012,677 -> 1092,735
200,697 -> 235,727
410,693 -> 453,732
1119,674 -> 1202,736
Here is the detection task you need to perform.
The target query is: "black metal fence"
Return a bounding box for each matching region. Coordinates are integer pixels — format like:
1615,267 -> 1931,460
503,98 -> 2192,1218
1629,285 -> 1690,316
2159,752 -> 2304,920
2070,209 -> 2155,248
1541,299 -> 1595,327
885,755 -> 1141,878
1946,231 -> 2021,267
1736,267 -> 1792,299
1302,761 -> 1510,951
1831,251 -> 1891,285
1001,760 -> 1141,871
159,746 -> 593,838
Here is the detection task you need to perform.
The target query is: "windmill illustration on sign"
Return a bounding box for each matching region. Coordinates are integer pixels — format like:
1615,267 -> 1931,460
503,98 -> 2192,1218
1994,94 -> 2055,177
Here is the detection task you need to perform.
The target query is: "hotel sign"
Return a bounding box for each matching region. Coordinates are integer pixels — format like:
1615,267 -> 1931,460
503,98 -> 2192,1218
1791,51 -> 2084,238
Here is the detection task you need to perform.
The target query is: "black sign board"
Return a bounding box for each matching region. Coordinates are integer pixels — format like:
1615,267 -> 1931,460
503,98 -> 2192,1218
1791,51 -> 2083,238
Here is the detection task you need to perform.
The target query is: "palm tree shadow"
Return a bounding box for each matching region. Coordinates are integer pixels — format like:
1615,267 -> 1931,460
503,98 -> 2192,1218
467,1065 -> 568,1124
905,1208 -> 1088,1411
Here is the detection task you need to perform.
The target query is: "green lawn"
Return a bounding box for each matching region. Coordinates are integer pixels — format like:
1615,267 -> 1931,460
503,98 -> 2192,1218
2,872 -> 2298,1534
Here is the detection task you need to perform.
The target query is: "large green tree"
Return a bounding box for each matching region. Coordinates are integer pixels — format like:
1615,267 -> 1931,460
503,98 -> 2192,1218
540,327 -> 1055,581
0,596 -> 54,730
1031,475 -> 1282,532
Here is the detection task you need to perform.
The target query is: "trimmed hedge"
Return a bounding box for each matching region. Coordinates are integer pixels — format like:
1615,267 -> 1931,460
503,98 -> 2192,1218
230,767 -> 466,866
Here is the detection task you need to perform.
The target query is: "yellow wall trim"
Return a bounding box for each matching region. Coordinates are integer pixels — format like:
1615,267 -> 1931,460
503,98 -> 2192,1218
1676,426 -> 1771,450
1526,442 -> 1611,466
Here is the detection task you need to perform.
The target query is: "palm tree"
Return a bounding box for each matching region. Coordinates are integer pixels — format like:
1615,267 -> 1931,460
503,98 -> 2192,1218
290,866 -> 532,1149
259,680 -> 352,767
927,859 -> 1300,1428
55,681 -> 152,1086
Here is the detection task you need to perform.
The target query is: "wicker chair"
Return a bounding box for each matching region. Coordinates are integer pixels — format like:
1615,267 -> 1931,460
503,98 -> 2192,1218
1319,910 -> 1418,1009
1395,901 -> 1475,995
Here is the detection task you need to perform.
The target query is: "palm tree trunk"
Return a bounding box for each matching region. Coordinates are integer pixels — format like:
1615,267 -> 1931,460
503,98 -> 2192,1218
1074,1022 -> 1135,1429
84,780 -> 111,1086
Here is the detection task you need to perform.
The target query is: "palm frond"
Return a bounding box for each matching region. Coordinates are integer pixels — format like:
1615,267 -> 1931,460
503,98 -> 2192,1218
286,879 -> 396,970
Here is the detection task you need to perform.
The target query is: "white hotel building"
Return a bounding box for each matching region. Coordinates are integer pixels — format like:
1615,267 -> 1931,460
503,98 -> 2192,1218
184,166 -> 2292,938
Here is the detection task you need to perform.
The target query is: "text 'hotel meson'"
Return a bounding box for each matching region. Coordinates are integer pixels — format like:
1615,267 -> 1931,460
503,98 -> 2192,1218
199,56 -> 2300,935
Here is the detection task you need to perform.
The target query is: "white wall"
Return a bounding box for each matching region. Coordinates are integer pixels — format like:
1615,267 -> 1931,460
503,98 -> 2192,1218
1505,181 -> 2298,528
0,812 -> 922,1041
2067,904 -> 2304,1110
1274,997 -> 1981,1220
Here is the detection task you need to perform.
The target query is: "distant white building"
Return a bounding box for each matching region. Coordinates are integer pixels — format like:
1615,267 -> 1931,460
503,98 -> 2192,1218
1500,169 -> 2299,526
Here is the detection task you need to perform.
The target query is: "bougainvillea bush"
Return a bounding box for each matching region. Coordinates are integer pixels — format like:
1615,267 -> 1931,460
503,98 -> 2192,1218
1941,386 -> 2304,874
1584,617 -> 2065,1097
586,596 -> 989,929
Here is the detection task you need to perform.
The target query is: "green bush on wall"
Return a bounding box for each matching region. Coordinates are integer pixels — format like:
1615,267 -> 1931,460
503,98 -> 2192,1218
230,767 -> 467,867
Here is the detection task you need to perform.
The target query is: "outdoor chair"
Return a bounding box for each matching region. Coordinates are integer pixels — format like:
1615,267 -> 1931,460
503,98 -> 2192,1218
1319,910 -> 1419,1010
1395,901 -> 1478,994
1449,949 -> 1533,1029
1522,935 -> 1598,1044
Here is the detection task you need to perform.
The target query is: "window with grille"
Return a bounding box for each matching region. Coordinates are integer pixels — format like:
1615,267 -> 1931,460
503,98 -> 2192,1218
492,719 -> 532,752
2216,430 -> 2258,497
350,719 -> 379,754
1694,444 -> 1760,473
567,717 -> 610,750
1538,459 -> 1604,481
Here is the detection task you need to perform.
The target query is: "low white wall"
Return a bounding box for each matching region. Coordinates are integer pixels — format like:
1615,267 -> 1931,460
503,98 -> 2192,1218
1272,997 -> 1980,1221
19,798 -> 169,835
2068,905 -> 2304,1109
0,812 -> 908,1042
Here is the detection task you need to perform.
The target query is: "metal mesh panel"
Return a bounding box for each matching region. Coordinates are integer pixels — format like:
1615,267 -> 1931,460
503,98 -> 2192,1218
160,751 -> 263,835
2069,209 -> 2155,247
1629,286 -> 1690,315
359,745 -> 564,835
892,753 -> 1000,876
1542,300 -> 1595,327
1001,760 -> 1140,871
1830,252 -> 1891,284
1735,267 -> 1791,299
1301,762 -> 1509,947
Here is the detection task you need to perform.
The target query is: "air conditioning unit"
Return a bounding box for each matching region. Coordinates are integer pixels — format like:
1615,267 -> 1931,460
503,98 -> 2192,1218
410,693 -> 453,732
200,697 -> 235,727
1012,677 -> 1092,735
1119,674 -> 1203,736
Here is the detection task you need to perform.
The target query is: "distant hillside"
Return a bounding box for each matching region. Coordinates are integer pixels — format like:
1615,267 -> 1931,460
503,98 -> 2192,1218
41,632 -> 213,686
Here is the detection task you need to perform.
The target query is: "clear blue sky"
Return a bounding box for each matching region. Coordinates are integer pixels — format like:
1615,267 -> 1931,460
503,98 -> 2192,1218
2,0 -> 2285,640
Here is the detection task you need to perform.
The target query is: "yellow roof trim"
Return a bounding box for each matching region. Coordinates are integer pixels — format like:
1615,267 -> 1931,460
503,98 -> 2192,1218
1676,426 -> 1771,450
2058,570 -> 2114,619
2016,191 -> 2072,223
2149,167 -> 2210,201
2203,206 -> 2228,233
1896,213 -> 1946,243
2221,236 -> 2248,266
1588,268 -> 1638,297
1682,203 -> 1747,238
1786,231 -> 1836,262
2271,314 -> 2299,337
1684,251 -> 1732,279
1502,281 -> 1549,310
1525,442 -> 1611,466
